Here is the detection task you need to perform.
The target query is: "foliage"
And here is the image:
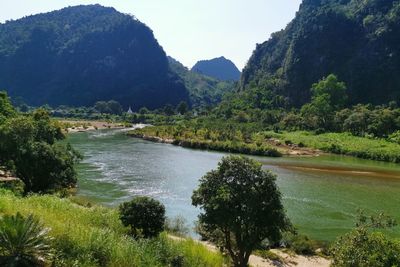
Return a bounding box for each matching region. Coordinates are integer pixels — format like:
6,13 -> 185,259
119,196 -> 166,238
0,212 -> 53,267
264,131 -> 400,163
331,211 -> 400,267
192,156 -> 290,267
0,91 -> 16,124
0,178 -> 25,196
0,190 -> 225,267
94,100 -> 123,115
177,101 -> 189,115
0,107 -> 81,192
241,0 -> 400,107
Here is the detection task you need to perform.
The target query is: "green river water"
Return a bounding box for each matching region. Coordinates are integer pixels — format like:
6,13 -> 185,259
67,129 -> 400,241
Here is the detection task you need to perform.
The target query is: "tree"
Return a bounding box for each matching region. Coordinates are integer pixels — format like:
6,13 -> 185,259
0,91 -> 16,124
94,101 -> 111,114
0,109 -> 81,192
311,74 -> 347,110
0,213 -> 53,267
139,107 -> 149,115
107,100 -> 123,115
331,211 -> 399,267
192,155 -> 290,267
119,196 -> 166,238
163,104 -> 175,116
301,74 -> 348,131
177,101 -> 188,115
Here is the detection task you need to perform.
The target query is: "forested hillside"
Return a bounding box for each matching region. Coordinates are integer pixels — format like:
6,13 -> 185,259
0,5 -> 189,109
241,0 -> 400,107
192,57 -> 241,81
168,57 -> 235,107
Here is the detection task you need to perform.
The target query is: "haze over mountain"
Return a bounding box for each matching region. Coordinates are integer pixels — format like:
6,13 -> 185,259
192,57 -> 241,81
241,0 -> 400,107
169,57 -> 235,107
0,5 -> 189,109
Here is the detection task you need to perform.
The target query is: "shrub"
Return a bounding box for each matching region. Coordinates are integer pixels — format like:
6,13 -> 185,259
0,178 -> 25,196
119,196 -> 166,238
331,228 -> 400,267
0,212 -> 53,267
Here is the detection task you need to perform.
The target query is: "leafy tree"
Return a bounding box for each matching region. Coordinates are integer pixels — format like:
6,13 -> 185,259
139,107 -> 149,115
119,196 -> 166,238
107,100 -> 123,115
94,101 -> 111,114
0,213 -> 53,267
176,101 -> 188,115
163,104 -> 175,116
301,75 -> 347,130
0,91 -> 16,124
0,108 -> 81,192
331,211 -> 399,267
192,155 -> 290,267
311,74 -> 347,110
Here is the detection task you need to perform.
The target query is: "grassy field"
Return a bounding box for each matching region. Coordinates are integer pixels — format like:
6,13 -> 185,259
264,131 -> 400,163
0,190 -> 225,267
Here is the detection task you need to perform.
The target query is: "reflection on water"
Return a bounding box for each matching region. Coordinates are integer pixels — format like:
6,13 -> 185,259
68,129 -> 400,241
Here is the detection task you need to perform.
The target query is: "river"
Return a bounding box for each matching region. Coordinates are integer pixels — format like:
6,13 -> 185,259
67,129 -> 400,241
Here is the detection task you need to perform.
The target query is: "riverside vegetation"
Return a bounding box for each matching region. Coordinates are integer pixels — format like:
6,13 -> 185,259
1,91 -> 400,266
128,75 -> 400,163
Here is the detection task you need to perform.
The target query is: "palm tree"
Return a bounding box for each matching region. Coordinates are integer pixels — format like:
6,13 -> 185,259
0,213 -> 53,267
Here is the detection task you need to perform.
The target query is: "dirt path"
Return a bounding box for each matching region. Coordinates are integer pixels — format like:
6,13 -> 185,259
168,235 -> 330,267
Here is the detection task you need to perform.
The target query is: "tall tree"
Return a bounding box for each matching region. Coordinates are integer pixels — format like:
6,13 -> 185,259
192,155 -> 290,267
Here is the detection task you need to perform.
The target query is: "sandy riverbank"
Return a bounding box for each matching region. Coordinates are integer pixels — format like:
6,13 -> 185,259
169,235 -> 330,267
58,119 -> 126,133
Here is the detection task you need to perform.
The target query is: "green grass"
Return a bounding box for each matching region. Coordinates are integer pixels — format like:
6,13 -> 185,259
0,190 -> 225,267
128,125 -> 282,157
264,131 -> 400,163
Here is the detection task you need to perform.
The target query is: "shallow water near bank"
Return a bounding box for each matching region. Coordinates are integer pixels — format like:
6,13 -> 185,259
67,129 -> 400,241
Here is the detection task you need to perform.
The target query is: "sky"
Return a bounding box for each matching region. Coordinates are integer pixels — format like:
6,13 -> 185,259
0,0 -> 302,70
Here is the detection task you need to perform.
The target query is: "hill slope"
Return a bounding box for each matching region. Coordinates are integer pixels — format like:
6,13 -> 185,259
0,5 -> 189,109
241,0 -> 400,107
192,57 -> 241,81
169,57 -> 235,107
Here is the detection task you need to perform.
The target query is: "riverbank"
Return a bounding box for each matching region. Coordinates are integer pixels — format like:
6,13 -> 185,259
127,125 -> 400,163
58,119 -> 127,133
169,235 -> 331,267
0,190 -> 225,266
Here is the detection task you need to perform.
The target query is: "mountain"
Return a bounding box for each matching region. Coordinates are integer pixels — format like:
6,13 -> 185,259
191,57 -> 241,81
241,0 -> 400,107
0,5 -> 189,109
168,57 -> 236,107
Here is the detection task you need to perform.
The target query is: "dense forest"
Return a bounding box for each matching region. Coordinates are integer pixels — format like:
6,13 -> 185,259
0,5 -> 189,109
191,56 -> 241,81
241,0 -> 400,107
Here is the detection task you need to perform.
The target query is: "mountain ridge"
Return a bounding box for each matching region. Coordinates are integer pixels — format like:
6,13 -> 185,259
0,5 -> 189,109
192,56 -> 241,81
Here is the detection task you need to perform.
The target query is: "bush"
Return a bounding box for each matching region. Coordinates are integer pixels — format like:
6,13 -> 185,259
331,228 -> 400,267
0,178 -> 25,196
0,212 -> 53,266
119,196 -> 166,238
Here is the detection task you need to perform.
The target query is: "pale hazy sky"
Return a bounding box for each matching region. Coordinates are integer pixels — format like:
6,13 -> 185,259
0,0 -> 302,69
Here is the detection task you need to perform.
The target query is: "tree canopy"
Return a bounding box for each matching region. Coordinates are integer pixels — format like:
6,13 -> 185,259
192,155 -> 290,267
